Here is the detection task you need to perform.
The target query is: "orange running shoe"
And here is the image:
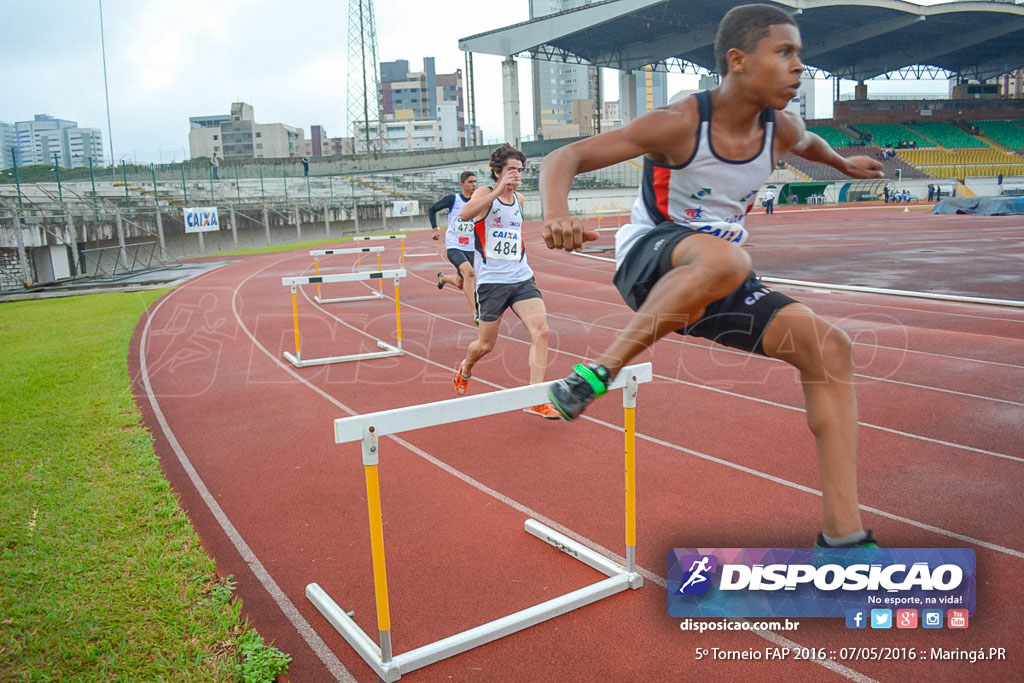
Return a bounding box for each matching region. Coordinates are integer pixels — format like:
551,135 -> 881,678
454,361 -> 470,395
523,403 -> 561,420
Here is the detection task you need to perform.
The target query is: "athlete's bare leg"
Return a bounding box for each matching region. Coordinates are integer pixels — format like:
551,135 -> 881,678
510,297 -> 549,384
458,262 -> 477,317
761,303 -> 863,538
460,318 -> 500,378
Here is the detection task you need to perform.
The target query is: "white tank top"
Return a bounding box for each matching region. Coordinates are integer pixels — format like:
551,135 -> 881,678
473,192 -> 533,285
615,90 -> 775,268
445,193 -> 475,250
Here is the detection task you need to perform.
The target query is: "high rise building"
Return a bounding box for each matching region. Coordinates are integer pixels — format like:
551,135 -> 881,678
0,122 -> 16,169
631,67 -> 668,114
188,103 -> 304,160
306,125 -> 355,157
529,0 -> 599,140
14,114 -> 104,168
378,57 -> 466,147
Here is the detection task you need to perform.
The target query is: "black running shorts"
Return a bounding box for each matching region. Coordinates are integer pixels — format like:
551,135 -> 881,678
475,278 -> 542,323
612,223 -> 798,355
446,248 -> 475,272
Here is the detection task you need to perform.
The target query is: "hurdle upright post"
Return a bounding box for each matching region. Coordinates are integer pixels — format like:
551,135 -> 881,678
377,250 -> 383,291
361,425 -> 394,662
290,284 -> 301,363
314,255 -> 322,299
393,274 -> 402,349
624,372 -> 638,573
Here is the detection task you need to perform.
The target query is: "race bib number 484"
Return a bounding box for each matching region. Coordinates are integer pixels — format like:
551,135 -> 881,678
489,230 -> 521,260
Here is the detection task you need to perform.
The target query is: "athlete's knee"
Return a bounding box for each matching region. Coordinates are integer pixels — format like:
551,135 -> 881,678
461,265 -> 476,279
818,326 -> 854,380
699,244 -> 751,298
475,338 -> 496,355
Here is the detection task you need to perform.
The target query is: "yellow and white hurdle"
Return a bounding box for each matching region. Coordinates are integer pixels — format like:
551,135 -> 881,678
307,362 -> 652,681
281,268 -> 406,368
310,246 -> 387,303
353,233 -> 407,266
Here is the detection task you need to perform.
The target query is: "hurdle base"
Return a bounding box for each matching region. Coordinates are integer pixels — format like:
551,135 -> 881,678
306,519 -> 641,682
314,291 -> 384,304
284,342 -> 403,368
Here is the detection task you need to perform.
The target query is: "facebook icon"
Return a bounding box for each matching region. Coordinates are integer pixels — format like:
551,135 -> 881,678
846,609 -> 867,629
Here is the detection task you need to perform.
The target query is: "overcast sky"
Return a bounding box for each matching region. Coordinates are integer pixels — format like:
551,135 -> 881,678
3,1 -> 952,165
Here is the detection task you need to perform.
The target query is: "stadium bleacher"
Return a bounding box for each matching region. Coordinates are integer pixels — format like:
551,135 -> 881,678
853,123 -> 935,149
783,145 -> 928,182
807,125 -> 856,148
971,120 -> 1024,151
905,121 -> 987,148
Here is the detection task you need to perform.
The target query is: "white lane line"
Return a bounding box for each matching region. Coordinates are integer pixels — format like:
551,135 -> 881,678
140,261 -> 356,683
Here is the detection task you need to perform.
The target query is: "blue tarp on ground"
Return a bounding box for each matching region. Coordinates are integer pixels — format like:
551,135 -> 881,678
931,196 -> 1024,215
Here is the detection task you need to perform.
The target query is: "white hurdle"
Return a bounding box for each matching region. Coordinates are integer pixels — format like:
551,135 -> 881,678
310,246 -> 387,303
353,233 -> 407,265
281,268 -> 406,368
307,362 -> 653,682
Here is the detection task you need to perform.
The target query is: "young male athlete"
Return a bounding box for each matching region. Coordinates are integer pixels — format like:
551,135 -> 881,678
454,144 -> 560,419
540,4 -> 884,547
429,171 -> 479,320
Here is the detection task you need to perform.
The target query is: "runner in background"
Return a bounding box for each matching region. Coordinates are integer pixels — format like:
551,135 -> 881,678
429,171 -> 479,321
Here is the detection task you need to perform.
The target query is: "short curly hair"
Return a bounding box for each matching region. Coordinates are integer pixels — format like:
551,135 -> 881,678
714,4 -> 798,75
489,143 -> 526,181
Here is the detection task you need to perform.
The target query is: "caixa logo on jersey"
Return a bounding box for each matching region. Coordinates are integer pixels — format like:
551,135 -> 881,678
667,548 -> 976,618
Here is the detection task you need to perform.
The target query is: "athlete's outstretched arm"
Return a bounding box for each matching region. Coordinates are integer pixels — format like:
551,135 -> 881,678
540,109 -> 690,252
783,113 -> 883,179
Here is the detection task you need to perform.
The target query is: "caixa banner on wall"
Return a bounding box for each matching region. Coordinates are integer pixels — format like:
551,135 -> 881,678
668,548 -> 975,618
183,207 -> 220,233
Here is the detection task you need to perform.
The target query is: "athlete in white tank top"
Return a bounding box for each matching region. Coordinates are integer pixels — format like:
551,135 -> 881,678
615,90 -> 771,268
538,8 -> 886,546
473,192 -> 534,286
430,172 -> 479,320
452,146 -> 559,419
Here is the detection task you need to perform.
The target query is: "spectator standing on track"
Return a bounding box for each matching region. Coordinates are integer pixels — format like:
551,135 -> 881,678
429,171 -> 479,321
539,4 -> 884,547
453,144 -> 560,420
763,188 -> 775,214
883,184 -> 890,203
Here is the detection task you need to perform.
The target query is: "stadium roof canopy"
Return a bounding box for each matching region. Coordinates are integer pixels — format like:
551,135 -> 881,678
458,0 -> 1024,81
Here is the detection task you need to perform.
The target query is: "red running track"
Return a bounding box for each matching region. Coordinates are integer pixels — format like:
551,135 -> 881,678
130,207 -> 1024,681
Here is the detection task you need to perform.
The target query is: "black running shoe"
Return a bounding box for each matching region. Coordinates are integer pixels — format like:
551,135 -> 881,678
547,363 -> 610,421
436,271 -> 445,290
814,530 -> 879,549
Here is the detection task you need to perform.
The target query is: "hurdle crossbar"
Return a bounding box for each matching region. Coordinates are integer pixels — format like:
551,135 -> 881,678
310,246 -> 388,302
309,362 -> 652,682
282,268 -> 406,368
354,233 -> 407,265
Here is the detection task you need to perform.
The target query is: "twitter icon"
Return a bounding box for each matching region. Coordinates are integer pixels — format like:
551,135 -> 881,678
870,609 -> 892,629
